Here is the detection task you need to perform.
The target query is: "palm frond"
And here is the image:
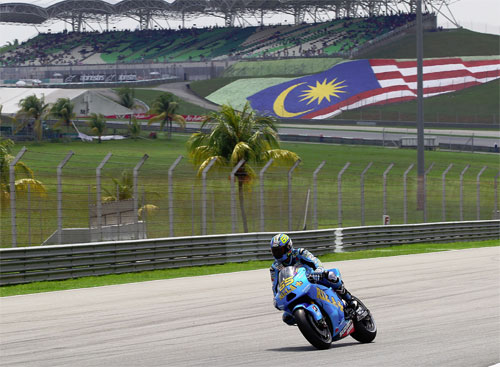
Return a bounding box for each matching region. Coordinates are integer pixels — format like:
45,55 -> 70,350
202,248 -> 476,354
197,155 -> 226,176
14,160 -> 34,179
170,113 -> 186,128
230,141 -> 255,165
262,149 -> 301,165
14,178 -> 47,197
138,204 -> 159,220
147,112 -> 167,125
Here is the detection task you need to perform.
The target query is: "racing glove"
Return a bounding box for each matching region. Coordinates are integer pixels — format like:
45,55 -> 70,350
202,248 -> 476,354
326,271 -> 339,283
310,267 -> 325,282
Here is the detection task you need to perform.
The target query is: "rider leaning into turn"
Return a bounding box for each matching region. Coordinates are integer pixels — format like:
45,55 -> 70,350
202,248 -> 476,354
270,233 -> 357,325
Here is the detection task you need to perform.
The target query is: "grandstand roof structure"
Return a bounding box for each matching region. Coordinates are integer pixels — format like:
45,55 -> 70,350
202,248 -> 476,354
0,0 -> 461,30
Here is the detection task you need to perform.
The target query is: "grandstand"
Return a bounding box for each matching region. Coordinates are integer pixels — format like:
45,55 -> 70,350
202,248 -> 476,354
0,13 -> 430,66
0,0 -> 458,66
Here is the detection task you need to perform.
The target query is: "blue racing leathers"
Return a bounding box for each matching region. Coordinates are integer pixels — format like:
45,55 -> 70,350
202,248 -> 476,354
270,248 -> 324,296
270,248 -> 350,325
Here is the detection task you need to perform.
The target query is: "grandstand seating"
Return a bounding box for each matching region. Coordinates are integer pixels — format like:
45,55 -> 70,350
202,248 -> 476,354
0,14 -> 417,66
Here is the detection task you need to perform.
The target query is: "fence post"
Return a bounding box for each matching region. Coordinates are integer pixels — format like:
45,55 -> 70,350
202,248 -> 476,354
260,159 -> 274,232
423,162 -> 435,223
133,154 -> 149,238
202,157 -> 217,235
403,163 -> 415,224
460,165 -> 470,221
360,162 -> 373,226
96,153 -> 112,241
288,159 -> 301,232
495,171 -> 500,219
27,183 -> 31,246
441,163 -> 453,222
230,159 -> 245,233
313,161 -> 326,229
476,166 -> 487,220
167,155 -> 182,237
57,151 -> 74,244
338,162 -> 351,227
9,146 -> 27,248
383,163 -> 395,218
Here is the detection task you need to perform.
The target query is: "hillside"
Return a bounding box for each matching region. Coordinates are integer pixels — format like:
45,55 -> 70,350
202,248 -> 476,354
335,79 -> 499,124
357,28 -> 500,59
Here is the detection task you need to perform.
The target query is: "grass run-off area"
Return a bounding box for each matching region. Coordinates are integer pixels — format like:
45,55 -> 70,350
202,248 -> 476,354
1,240 -> 497,297
3,136 -> 499,247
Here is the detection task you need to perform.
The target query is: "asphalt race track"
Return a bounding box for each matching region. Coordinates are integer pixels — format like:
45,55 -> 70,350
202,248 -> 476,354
1,247 -> 499,367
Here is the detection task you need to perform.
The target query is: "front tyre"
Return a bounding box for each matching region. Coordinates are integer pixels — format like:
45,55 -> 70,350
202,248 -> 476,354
350,296 -> 377,343
293,308 -> 332,350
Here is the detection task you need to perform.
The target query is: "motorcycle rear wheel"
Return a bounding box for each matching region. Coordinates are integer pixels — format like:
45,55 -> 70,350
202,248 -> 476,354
294,308 -> 332,350
350,296 -> 377,343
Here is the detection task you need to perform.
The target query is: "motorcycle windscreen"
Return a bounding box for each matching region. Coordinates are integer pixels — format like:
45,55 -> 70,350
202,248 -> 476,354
278,266 -> 297,283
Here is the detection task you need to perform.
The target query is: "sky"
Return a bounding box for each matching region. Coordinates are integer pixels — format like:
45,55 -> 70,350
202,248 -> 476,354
0,0 -> 499,46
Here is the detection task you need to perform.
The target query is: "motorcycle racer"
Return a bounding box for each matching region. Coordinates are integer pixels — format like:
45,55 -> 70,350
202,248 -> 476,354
270,233 -> 357,325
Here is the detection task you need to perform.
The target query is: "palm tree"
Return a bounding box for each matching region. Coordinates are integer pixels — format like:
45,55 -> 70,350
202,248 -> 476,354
16,94 -> 49,141
0,104 -> 16,131
1,138 -> 46,207
128,116 -> 142,140
87,113 -> 106,143
148,92 -> 185,138
187,102 -> 300,233
102,170 -> 133,202
116,87 -> 139,125
49,98 -> 75,134
116,87 -> 137,110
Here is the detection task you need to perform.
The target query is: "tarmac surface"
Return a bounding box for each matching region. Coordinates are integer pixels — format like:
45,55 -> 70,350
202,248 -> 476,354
1,247 -> 499,367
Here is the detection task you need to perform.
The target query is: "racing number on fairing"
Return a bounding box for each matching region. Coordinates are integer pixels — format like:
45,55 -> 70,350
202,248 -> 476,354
278,277 -> 294,291
278,278 -> 303,299
316,288 -> 343,310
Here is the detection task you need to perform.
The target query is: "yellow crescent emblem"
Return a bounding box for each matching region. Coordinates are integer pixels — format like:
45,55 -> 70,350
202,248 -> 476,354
273,82 -> 313,118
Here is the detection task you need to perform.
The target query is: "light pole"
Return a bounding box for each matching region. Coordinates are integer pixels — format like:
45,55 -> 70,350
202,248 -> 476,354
416,0 -> 425,210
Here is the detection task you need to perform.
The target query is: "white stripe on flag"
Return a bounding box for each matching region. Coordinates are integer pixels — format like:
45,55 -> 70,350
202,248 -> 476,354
379,75 -> 499,89
372,63 -> 500,76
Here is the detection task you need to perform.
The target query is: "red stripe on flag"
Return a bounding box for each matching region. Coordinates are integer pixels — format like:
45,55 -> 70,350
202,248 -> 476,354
369,58 -> 464,68
369,58 -> 500,69
374,69 -> 500,82
462,59 -> 500,67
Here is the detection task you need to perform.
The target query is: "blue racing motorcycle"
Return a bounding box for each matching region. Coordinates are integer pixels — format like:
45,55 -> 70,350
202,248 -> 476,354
274,265 -> 376,349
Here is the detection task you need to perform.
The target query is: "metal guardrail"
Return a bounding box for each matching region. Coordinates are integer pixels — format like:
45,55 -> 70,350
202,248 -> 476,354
1,220 -> 498,286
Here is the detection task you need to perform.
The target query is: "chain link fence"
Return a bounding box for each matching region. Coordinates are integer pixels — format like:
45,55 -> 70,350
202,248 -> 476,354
2,148 -> 499,248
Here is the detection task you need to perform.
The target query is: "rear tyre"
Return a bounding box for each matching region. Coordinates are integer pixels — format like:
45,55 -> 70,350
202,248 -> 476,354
350,296 -> 377,343
294,308 -> 332,350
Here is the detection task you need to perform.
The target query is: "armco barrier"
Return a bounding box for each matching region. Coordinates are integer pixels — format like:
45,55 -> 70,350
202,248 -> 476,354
1,220 -> 498,286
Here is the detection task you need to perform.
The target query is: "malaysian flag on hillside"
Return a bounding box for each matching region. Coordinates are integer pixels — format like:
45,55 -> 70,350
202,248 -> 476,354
247,58 -> 500,119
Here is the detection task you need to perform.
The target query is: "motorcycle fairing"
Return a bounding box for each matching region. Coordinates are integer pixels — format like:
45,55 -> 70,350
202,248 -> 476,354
306,283 -> 350,339
292,303 -> 324,321
275,265 -> 352,340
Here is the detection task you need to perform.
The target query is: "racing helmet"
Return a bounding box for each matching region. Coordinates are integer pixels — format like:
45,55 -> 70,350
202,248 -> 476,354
270,233 -> 293,264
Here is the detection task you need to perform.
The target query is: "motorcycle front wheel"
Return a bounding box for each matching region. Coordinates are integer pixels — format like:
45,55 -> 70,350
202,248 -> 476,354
293,308 -> 332,350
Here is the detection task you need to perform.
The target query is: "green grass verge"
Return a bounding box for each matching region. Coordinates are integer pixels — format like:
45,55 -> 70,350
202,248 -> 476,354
190,77 -> 248,98
132,88 -> 212,115
222,58 -> 344,78
1,240 -> 497,297
3,138 -> 499,247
